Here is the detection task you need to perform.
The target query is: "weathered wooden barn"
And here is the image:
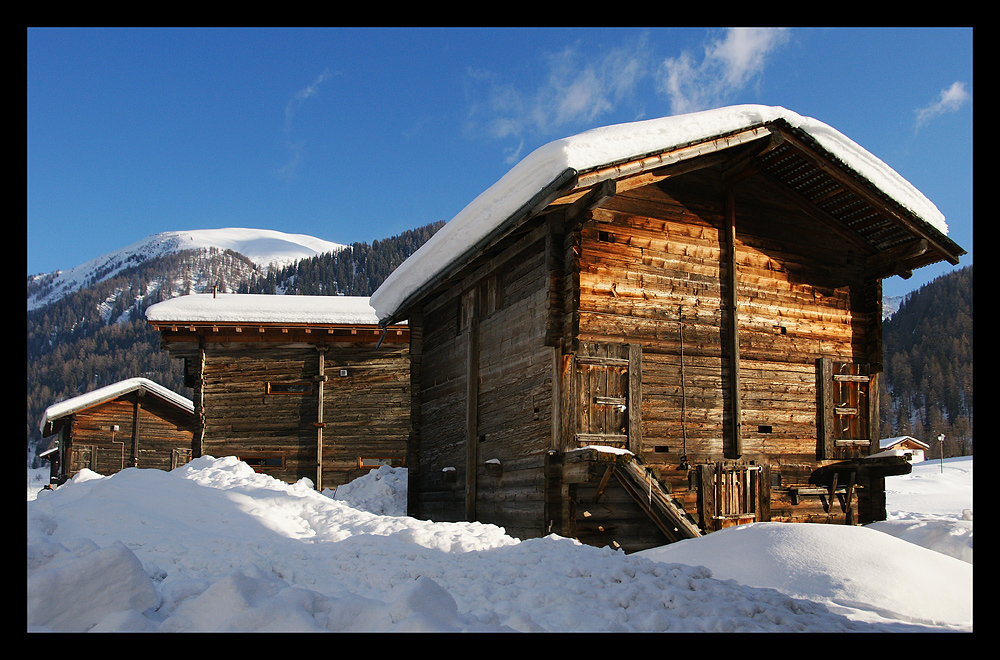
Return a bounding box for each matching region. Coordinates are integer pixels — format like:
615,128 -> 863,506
146,294 -> 410,490
370,105 -> 965,552
39,377 -> 197,485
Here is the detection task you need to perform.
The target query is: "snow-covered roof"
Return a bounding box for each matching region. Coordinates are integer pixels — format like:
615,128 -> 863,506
145,294 -> 383,326
39,378 -> 194,435
371,104 -> 951,323
881,436 -> 931,450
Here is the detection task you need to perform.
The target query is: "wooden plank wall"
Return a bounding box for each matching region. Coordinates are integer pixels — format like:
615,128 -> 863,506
321,344 -> 410,486
200,342 -> 409,488
574,177 -> 730,464
474,238 -> 555,539
570,472 -> 668,553
202,344 -> 316,485
414,297 -> 472,521
60,395 -> 195,479
572,167 -> 875,528
413,229 -> 556,538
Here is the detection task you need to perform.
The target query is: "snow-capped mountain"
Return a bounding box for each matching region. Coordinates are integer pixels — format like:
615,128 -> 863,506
882,295 -> 905,320
27,228 -> 348,312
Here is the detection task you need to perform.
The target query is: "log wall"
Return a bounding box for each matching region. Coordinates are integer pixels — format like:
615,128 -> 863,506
408,162 -> 889,546
571,167 -> 880,529
196,340 -> 409,488
412,224 -> 557,539
56,394 -> 196,481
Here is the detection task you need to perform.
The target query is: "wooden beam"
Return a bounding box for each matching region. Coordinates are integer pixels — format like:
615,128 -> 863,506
131,396 -> 141,468
721,131 -> 786,184
465,308 -> 481,522
316,346 -> 326,491
628,343 -> 642,456
573,125 -> 772,191
723,183 -> 742,459
864,239 -> 928,280
594,466 -> 615,502
563,179 -> 616,219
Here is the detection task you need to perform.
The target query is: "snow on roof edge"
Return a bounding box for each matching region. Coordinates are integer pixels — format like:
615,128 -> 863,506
880,436 -> 931,450
145,294 -> 386,326
370,104 -> 949,322
39,378 -> 194,434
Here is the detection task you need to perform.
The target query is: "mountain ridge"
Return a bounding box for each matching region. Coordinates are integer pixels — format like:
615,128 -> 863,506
28,228 -> 348,312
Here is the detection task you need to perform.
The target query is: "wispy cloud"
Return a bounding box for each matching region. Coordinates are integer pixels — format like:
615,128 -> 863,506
464,29 -> 789,161
464,38 -> 651,162
658,28 -> 789,115
279,70 -> 331,180
915,81 -> 970,129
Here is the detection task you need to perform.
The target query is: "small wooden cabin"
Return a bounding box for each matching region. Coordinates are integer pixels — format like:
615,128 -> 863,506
370,105 -> 965,552
39,377 -> 197,485
146,294 -> 410,490
879,436 -> 930,462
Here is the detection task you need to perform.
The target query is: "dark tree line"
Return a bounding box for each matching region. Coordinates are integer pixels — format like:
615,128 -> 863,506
239,221 -> 444,296
878,265 -> 973,458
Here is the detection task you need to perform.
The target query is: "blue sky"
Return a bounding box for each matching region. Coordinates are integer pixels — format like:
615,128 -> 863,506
27,27 -> 972,298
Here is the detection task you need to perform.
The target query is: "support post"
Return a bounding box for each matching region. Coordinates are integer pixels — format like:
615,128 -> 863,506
724,183 -> 742,459
316,346 -> 327,491
465,314 -> 480,521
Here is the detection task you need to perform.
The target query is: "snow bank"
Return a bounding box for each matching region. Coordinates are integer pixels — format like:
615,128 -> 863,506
868,456 -> 974,564
371,104 -> 948,322
26,455 -> 972,632
638,522 -> 971,629
328,464 -> 408,516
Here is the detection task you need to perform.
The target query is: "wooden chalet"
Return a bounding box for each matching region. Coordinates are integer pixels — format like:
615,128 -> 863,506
370,105 -> 965,552
878,436 -> 930,462
146,294 -> 410,490
39,377 -> 197,485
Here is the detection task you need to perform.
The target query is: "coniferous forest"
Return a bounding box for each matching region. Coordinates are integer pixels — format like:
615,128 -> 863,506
878,265 -> 973,459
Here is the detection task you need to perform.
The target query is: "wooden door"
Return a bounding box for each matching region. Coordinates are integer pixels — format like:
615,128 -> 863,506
573,342 -> 641,452
817,358 -> 876,459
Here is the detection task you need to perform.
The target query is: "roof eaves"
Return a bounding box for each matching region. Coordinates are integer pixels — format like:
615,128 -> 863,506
768,121 -> 965,265
379,167 -> 578,327
39,378 -> 194,435
573,123 -> 774,190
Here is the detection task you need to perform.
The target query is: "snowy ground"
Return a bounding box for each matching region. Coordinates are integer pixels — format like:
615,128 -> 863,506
26,455 -> 972,632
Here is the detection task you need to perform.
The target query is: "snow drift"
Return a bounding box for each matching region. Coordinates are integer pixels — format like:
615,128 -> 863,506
26,455 -> 972,632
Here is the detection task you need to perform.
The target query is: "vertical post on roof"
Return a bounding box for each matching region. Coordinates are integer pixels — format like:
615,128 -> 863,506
724,182 -> 742,459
